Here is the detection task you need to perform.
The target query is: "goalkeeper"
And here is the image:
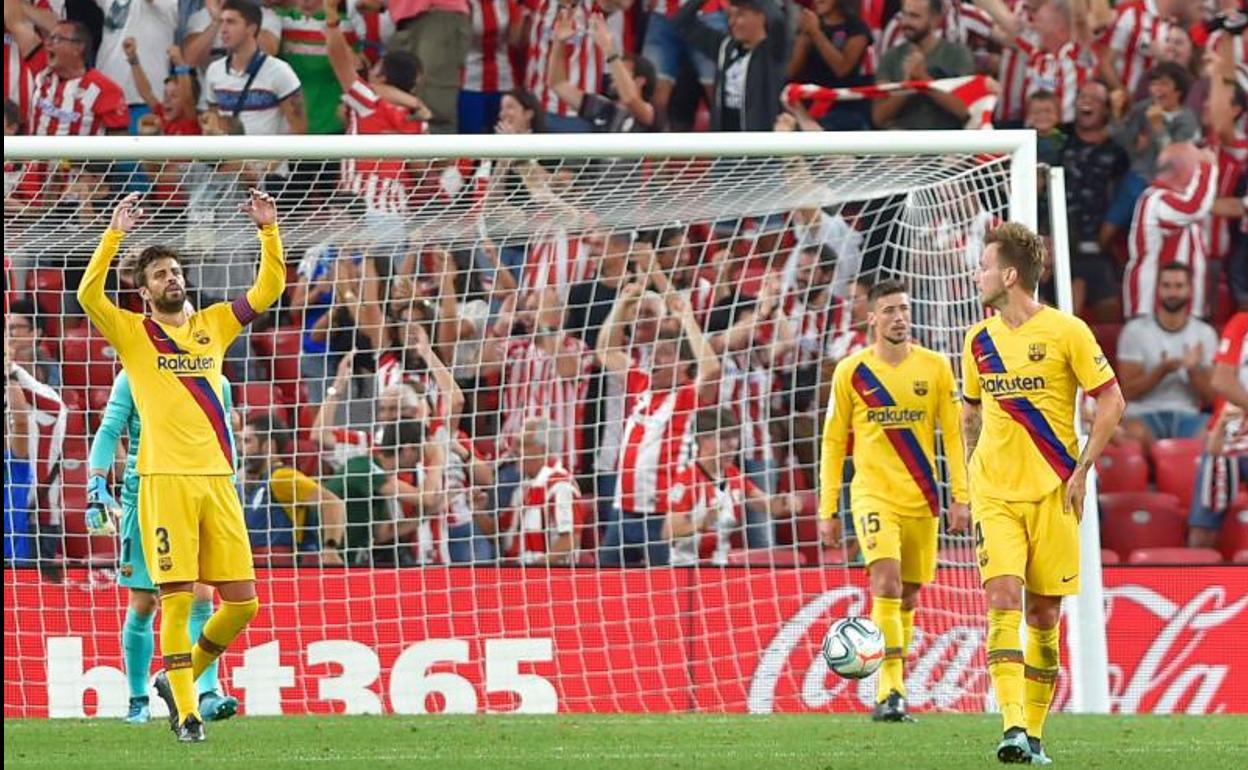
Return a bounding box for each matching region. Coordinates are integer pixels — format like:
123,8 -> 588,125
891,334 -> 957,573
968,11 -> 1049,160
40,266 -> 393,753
87,367 -> 239,726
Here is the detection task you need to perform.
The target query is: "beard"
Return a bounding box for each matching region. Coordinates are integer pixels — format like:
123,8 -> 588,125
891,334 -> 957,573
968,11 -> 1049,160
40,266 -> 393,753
883,332 -> 908,345
149,289 -> 184,314
1159,296 -> 1188,313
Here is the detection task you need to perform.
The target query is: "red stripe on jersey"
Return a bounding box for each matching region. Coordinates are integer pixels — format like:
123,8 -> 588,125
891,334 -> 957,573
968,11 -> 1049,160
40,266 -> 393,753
29,68 -> 129,136
616,370 -> 698,514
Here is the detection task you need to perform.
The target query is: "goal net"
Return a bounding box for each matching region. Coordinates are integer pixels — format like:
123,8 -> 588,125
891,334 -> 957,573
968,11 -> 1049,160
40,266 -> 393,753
4,132 -> 1105,718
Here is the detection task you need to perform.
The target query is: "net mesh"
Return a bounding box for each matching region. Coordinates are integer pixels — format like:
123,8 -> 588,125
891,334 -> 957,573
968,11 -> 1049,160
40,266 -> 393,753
3,144 -> 1021,717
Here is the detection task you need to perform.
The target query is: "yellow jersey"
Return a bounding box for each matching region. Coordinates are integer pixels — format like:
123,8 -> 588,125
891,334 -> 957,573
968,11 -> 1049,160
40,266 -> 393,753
961,306 -> 1116,502
77,226 -> 286,476
820,344 -> 968,520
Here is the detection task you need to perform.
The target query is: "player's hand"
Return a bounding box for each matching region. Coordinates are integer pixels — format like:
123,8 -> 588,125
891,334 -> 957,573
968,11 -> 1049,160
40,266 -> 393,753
85,475 -> 118,536
946,501 -> 971,535
818,517 -> 842,548
1064,466 -> 1089,522
110,193 -> 144,233
240,188 -> 277,227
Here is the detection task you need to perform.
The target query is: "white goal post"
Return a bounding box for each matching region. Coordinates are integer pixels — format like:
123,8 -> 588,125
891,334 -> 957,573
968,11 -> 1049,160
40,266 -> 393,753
3,130 -> 1111,716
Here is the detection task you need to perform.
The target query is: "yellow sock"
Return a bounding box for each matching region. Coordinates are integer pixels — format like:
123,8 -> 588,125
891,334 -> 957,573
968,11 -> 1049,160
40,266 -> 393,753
986,608 -> 1025,732
191,598 -> 260,681
901,608 -> 916,656
159,591 -> 200,724
1024,624 -> 1060,739
871,596 -> 905,701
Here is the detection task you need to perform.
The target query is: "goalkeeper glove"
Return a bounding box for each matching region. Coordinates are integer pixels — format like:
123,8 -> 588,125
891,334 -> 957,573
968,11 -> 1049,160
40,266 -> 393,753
85,475 -> 119,536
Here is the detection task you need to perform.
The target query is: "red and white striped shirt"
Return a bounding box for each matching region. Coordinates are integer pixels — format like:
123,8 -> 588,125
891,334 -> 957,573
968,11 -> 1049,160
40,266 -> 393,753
522,229 -> 594,303
878,2 -> 994,51
1125,161 -> 1218,319
341,77 -> 427,214
667,461 -> 752,566
596,343 -> 654,475
994,0 -> 1033,124
721,356 -> 772,464
464,0 -> 516,92
781,292 -> 836,370
1103,0 -> 1170,98
1015,38 -> 1094,125
525,0 -> 620,117
12,364 -> 66,527
500,335 -> 593,474
615,368 -> 699,514
1206,129 -> 1248,260
502,460 -> 580,564
28,68 -> 129,136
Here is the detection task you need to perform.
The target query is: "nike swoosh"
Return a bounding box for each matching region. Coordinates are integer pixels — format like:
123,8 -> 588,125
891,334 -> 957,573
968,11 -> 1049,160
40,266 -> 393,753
1061,574 -> 1077,583
861,388 -> 880,399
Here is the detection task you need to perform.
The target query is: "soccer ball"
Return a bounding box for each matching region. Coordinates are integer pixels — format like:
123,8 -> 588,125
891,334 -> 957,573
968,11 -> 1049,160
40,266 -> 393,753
822,617 -> 886,679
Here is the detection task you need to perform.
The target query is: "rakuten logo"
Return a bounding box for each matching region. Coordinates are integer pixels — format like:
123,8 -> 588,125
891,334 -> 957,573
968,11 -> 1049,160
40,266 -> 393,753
980,375 -> 1045,395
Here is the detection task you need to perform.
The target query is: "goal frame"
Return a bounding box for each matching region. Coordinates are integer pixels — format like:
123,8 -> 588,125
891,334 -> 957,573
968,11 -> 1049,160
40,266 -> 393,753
4,130 -> 1110,714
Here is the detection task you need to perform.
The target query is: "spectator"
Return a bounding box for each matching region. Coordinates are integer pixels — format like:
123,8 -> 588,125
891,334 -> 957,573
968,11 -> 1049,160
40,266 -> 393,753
184,0 -> 281,70
786,0 -> 873,131
274,0 -> 355,135
1189,310 -> 1248,548
1116,262 -> 1219,451
873,0 -> 975,130
122,40 -> 200,135
494,87 -> 546,133
675,0 -> 789,132
4,339 -> 35,564
94,0 -> 178,132
499,416 -> 581,565
3,0 -> 38,121
203,0 -> 306,135
1027,90 -> 1065,165
388,0 -> 471,133
1060,79 -> 1128,320
5,300 -> 60,387
564,231 -> 635,350
1099,0 -> 1186,99
596,287 -> 720,566
1124,142 -> 1217,319
525,0 -> 632,133
548,8 -> 658,132
1113,62 -> 1200,187
1204,40 -> 1248,287
28,18 -> 130,135
240,412 -> 347,566
460,0 -> 523,133
292,247 -> 383,402
665,408 -> 748,566
644,0 -> 726,129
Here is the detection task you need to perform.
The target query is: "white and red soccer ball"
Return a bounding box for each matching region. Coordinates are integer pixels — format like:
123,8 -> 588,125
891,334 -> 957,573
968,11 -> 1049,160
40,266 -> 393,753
822,617 -> 886,679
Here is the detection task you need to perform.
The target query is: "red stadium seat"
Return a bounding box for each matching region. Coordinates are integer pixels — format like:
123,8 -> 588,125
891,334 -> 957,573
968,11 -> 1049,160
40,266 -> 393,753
1089,323 -> 1123,372
1151,438 -> 1204,509
234,382 -> 291,424
820,547 -> 850,565
1099,492 -> 1186,559
28,268 -> 64,338
1096,450 -> 1149,493
1217,498 -> 1248,562
1127,547 -> 1223,565
293,439 -> 324,478
1233,549 -> 1248,564
726,547 -> 808,567
60,459 -> 117,564
1100,548 -> 1120,565
60,333 -> 119,390
252,546 -> 295,568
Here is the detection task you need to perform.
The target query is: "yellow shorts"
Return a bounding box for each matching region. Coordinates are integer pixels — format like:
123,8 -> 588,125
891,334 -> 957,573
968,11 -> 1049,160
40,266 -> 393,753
973,487 -> 1080,596
853,499 -> 939,585
138,475 -> 254,585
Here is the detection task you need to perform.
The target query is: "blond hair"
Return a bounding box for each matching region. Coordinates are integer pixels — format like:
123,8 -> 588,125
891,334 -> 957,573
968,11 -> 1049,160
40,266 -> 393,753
984,223 -> 1046,292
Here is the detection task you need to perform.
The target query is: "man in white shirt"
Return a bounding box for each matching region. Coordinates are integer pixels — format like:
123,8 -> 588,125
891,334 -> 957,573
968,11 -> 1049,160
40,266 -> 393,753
202,0 -> 306,134
95,0 -> 179,128
184,0 -> 282,69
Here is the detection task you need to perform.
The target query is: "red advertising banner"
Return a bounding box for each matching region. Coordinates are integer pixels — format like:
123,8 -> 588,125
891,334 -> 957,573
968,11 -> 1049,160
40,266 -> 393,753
4,567 -> 1246,718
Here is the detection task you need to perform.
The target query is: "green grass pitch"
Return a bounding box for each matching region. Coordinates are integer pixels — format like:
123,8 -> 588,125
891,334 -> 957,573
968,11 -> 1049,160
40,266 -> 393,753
5,714 -> 1247,770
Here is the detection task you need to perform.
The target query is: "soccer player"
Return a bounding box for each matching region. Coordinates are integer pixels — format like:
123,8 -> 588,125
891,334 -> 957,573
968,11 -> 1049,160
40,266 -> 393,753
87,368 -> 240,724
818,279 -> 970,722
961,224 -> 1124,764
76,190 -> 286,742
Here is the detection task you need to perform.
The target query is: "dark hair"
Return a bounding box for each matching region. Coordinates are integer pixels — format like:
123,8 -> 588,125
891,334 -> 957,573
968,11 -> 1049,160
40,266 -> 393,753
380,50 -> 422,94
1158,261 -> 1193,279
128,245 -> 182,287
165,71 -> 203,105
4,99 -> 21,133
867,278 -> 908,304
984,223 -> 1046,292
1027,89 -> 1058,105
377,420 -> 424,456
1148,61 -> 1193,101
504,89 -> 547,134
222,0 -> 263,32
624,54 -> 657,104
695,408 -> 738,436
246,411 -> 291,456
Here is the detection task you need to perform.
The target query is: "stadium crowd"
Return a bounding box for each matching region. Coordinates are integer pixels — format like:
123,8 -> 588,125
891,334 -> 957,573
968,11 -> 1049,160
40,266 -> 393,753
3,0 -> 1248,574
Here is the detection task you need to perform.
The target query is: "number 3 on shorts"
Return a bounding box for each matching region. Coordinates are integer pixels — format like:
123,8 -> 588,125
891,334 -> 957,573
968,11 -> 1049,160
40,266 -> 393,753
154,527 -> 171,555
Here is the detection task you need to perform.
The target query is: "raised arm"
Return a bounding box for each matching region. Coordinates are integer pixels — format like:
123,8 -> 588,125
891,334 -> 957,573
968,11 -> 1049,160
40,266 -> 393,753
323,0 -> 359,91
547,8 -> 586,111
674,0 -> 727,61
596,282 -> 644,374
122,38 -> 160,112
238,189 -> 287,318
311,352 -> 355,449
77,193 -> 142,342
589,13 -> 655,127
4,0 -> 41,58
668,290 -> 721,403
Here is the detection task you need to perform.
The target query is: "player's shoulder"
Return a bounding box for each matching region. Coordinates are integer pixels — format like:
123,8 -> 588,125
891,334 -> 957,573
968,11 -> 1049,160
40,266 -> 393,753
963,315 -> 993,341
833,346 -> 872,374
908,343 -> 949,367
1036,305 -> 1092,340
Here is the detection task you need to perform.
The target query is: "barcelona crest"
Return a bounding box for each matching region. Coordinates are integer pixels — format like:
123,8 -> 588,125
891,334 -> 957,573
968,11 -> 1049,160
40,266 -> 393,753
913,380 -> 929,396
1028,343 -> 1046,362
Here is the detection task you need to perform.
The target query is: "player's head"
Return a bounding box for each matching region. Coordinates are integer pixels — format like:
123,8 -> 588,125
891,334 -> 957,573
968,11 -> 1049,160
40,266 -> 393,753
1156,261 -> 1194,315
128,245 -> 187,314
651,326 -> 696,391
866,279 -> 911,347
694,407 -> 739,466
377,420 -> 425,471
519,417 -> 555,477
978,223 -> 1046,308
1147,62 -> 1191,111
220,0 -> 263,52
899,0 -> 943,45
48,20 -> 91,74
374,50 -> 423,95
1025,90 -> 1060,134
1074,80 -> 1111,131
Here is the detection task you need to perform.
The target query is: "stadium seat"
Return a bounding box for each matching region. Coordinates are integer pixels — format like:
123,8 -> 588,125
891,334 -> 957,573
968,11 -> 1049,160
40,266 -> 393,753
293,439 -> 324,478
1126,547 -> 1223,565
1233,549 -> 1248,564
1089,322 -> 1123,372
726,547 -> 807,567
1098,492 -> 1186,559
60,333 -> 119,390
1100,548 -> 1120,565
28,268 -> 64,338
1216,498 -> 1248,562
820,547 -> 849,565
60,459 -> 117,564
253,546 -> 296,568
1096,450 -> 1149,493
1151,438 -> 1205,509
234,382 -> 291,424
